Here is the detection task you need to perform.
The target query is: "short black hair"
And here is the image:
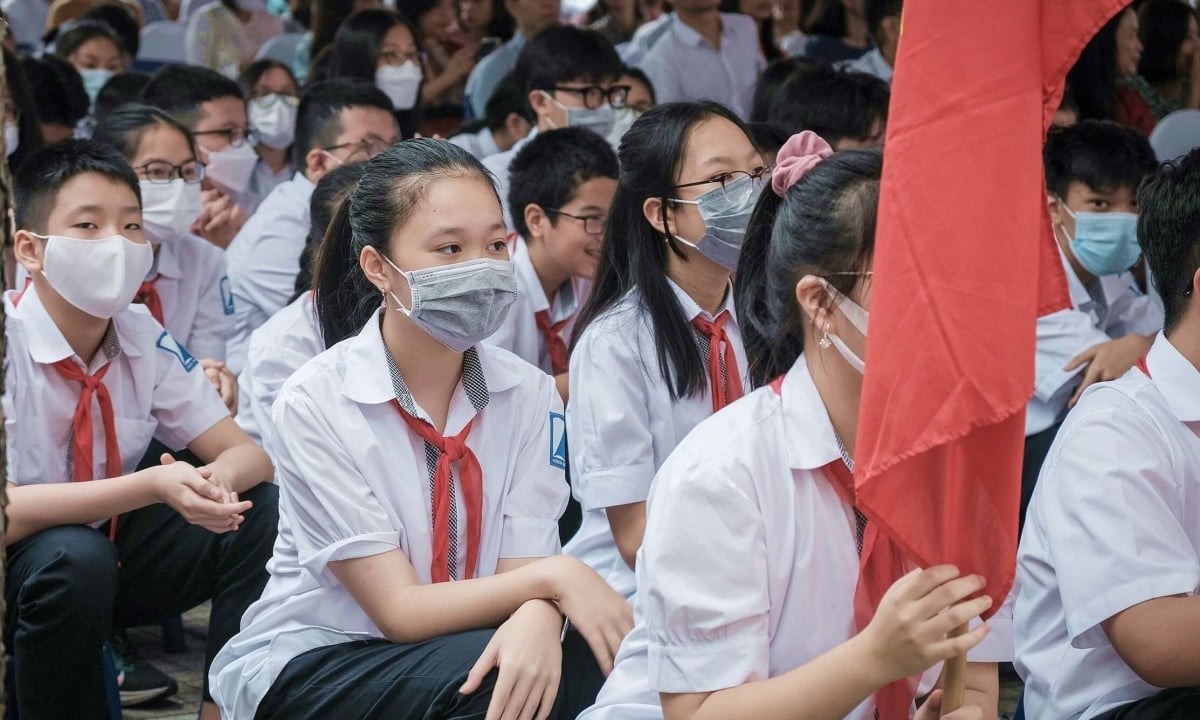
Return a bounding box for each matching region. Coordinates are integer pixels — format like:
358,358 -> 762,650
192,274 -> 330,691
508,127 -> 619,241
94,71 -> 153,121
141,64 -> 245,129
484,71 -> 534,132
22,56 -> 90,129
14,139 -> 141,234
1044,120 -> 1157,199
745,121 -> 790,161
864,0 -> 903,40
92,103 -> 197,163
81,4 -> 140,57
515,26 -> 623,109
1139,149 -> 1200,333
293,80 -> 395,174
767,64 -> 889,145
54,19 -> 126,59
751,57 -> 823,123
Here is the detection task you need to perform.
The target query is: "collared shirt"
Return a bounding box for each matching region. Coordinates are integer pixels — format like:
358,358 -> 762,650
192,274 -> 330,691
464,31 -> 527,120
483,236 -> 590,374
448,126 -> 501,160
580,356 -> 1013,720
252,158 -> 293,201
482,127 -> 539,231
620,13 -> 673,65
210,310 -> 568,718
225,171 -> 316,374
844,47 -> 893,84
3,285 -> 230,486
1027,250 -> 1162,435
1017,333 -> 1200,720
636,13 -> 765,120
563,279 -> 749,598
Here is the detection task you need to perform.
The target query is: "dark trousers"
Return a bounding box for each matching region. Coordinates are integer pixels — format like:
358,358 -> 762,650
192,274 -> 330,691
256,627 -> 605,720
4,482 -> 279,720
1094,687 -> 1200,719
1021,422 -> 1063,534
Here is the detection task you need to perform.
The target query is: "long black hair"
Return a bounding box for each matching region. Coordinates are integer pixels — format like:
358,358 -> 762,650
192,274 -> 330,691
1067,7 -> 1127,121
313,138 -> 498,345
1138,0 -> 1198,86
736,146 -> 882,387
4,47 -> 44,172
293,161 -> 368,309
572,101 -> 753,401
327,8 -> 423,138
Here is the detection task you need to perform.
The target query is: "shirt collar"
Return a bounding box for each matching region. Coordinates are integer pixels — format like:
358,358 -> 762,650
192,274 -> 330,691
670,14 -> 710,48
9,284 -> 139,366
780,355 -> 843,470
1057,244 -> 1096,309
154,240 -> 183,280
1145,332 -> 1200,422
666,276 -> 735,322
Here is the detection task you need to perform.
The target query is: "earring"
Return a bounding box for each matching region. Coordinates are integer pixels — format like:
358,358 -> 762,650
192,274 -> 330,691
819,323 -> 832,349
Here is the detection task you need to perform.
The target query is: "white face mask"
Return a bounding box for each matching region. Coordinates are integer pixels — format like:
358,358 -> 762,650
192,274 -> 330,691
248,94 -> 298,150
819,278 -> 869,374
36,233 -> 154,319
139,179 -> 203,243
201,141 -> 259,194
375,61 -> 423,111
606,107 -> 639,150
5,121 -> 18,157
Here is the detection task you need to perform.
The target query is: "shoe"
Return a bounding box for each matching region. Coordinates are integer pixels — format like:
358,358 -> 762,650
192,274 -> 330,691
109,629 -> 178,707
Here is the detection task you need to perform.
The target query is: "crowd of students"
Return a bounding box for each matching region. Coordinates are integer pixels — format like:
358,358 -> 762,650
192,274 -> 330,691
1,0 -> 1200,719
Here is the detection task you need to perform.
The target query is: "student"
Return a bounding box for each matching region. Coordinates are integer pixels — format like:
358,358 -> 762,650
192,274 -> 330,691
185,0 -> 285,79
579,134 -> 1004,720
487,127 -> 619,399
4,47 -> 44,173
845,0 -> 901,85
563,102 -> 760,598
211,139 -> 633,719
637,0 -> 766,120
4,139 -> 277,720
299,0 -> 383,83
53,20 -> 127,108
607,65 -> 656,146
1021,120 -> 1163,526
237,162 -> 368,454
463,0 -> 561,120
448,71 -> 534,159
224,79 -> 398,374
239,59 -> 301,200
483,25 -> 624,228
94,70 -> 153,122
142,65 -> 256,249
21,55 -> 89,143
1016,149 -> 1200,720
767,63 -> 889,149
326,9 -> 423,139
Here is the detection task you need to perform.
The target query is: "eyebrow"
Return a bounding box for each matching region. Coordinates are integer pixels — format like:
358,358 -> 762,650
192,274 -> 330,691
575,205 -> 606,214
67,205 -> 142,214
697,155 -> 734,170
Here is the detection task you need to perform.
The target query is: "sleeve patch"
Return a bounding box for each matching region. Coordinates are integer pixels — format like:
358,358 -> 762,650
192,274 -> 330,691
156,331 -> 198,372
549,412 -> 567,469
220,276 -> 235,316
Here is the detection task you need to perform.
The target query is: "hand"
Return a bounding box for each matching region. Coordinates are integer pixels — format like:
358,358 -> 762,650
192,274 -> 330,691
1064,333 -> 1154,407
858,566 -> 991,686
193,190 -> 249,250
912,690 -> 984,720
154,453 -> 252,533
201,358 -> 238,414
444,46 -> 477,83
459,599 -> 563,720
545,555 -> 633,675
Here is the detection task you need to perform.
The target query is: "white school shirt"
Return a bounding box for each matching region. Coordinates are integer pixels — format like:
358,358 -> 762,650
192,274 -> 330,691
224,171 -> 315,374
235,291 -> 323,454
449,126 -> 501,160
483,236 -> 590,374
563,280 -> 749,598
1016,333 -> 1200,720
579,356 -> 1014,720
1027,251 -> 1162,435
252,158 -> 292,200
210,310 -> 569,718
482,127 -> 538,231
3,285 -> 230,486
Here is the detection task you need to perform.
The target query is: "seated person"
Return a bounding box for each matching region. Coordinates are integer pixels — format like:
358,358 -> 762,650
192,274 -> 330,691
449,71 -> 533,160
766,63 -> 890,150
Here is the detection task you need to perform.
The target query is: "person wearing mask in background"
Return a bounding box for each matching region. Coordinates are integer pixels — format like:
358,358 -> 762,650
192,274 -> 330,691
94,70 -> 152,122
4,46 -> 45,175
767,63 -> 889,149
142,64 -> 256,247
224,80 -> 398,374
239,59 -> 301,200
326,9 -> 424,139
844,0 -> 899,84
80,2 -> 140,66
20,55 -> 88,142
295,0 -> 381,83
803,0 -> 871,61
53,20 -> 127,110
396,0 -> 478,116
608,64 -> 655,146
484,25 -> 624,228
1067,5 -> 1142,123
448,71 -> 532,158
1117,0 -> 1200,137
459,0 -> 515,46
186,0 -> 284,79
637,0 -> 765,120
463,0 -> 560,120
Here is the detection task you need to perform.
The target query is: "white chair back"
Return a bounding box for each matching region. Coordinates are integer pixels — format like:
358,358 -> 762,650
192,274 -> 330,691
256,32 -> 307,66
137,21 -> 188,64
1149,109 -> 1200,163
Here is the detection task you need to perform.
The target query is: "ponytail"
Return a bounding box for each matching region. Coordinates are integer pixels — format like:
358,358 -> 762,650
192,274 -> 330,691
312,197 -> 374,348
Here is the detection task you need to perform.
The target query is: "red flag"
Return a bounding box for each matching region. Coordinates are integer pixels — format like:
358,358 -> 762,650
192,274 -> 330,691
856,0 -> 1128,635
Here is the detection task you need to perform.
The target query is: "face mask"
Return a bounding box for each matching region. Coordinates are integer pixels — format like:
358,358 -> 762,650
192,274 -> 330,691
248,94 -> 298,149
606,107 -> 640,150
376,61 -> 423,111
140,179 -> 203,243
36,233 -> 154,319
819,278 -> 869,374
381,255 -> 517,352
202,141 -> 259,194
5,121 -> 18,157
1061,204 -> 1141,277
670,172 -> 765,269
79,68 -> 114,106
542,91 -> 616,138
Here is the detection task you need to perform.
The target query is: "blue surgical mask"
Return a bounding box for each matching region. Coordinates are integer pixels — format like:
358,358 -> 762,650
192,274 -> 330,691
542,91 -> 616,138
79,68 -> 114,107
1062,204 -> 1141,277
670,172 -> 766,269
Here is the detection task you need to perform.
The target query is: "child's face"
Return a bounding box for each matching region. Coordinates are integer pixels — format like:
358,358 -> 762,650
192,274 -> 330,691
542,176 -> 618,281
1049,180 -> 1139,241
15,173 -> 146,274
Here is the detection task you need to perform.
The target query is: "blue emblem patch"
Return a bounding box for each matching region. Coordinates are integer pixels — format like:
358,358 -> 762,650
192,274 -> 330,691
156,331 -> 198,372
220,276 -> 235,315
549,412 -> 567,469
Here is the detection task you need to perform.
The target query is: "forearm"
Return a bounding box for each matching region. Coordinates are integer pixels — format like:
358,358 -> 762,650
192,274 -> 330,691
205,442 -> 274,494
6,472 -> 161,545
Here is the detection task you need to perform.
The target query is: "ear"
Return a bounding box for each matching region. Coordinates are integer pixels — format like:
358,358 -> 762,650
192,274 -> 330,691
505,112 -> 532,142
13,229 -> 43,274
524,203 -> 550,241
528,90 -> 553,121
795,274 -> 832,333
643,196 -> 668,236
362,243 -> 414,310
305,147 -> 332,183
1046,193 -> 1065,227
1191,267 -> 1200,297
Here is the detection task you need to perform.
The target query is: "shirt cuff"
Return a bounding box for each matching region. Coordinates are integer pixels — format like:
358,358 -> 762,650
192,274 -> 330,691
576,464 -> 656,510
297,531 -> 400,578
1067,571 -> 1200,649
499,516 -> 561,559
647,633 -> 768,694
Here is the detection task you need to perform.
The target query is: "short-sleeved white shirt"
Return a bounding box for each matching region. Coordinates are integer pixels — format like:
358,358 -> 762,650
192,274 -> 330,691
3,285 -> 230,485
563,280 -> 749,598
482,128 -> 538,231
580,356 -> 1013,720
210,310 -> 569,719
1016,332 -> 1200,720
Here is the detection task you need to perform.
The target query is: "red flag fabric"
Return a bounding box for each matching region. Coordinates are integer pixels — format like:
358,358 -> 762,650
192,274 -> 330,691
855,0 -> 1129,629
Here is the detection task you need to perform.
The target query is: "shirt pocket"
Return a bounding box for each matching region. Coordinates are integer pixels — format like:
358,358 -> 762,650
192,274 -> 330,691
114,417 -> 160,476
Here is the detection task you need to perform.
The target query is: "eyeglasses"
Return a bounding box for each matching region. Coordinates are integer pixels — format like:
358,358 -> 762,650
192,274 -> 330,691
544,208 -> 607,235
552,84 -> 630,110
379,49 -> 422,66
135,160 -> 207,184
192,126 -> 258,148
250,92 -> 299,107
674,165 -> 775,193
323,135 -> 395,161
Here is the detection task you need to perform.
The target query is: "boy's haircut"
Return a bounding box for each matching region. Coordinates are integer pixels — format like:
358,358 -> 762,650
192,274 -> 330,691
292,80 -> 395,174
485,71 -> 534,132
23,56 -> 90,129
745,121 -> 790,160
1139,149 -> 1200,334
863,0 -> 903,40
515,26 -> 623,108
767,64 -> 889,145
507,127 -> 619,241
141,64 -> 246,128
1043,120 -> 1157,199
94,71 -> 154,121
14,139 -> 142,234
92,103 -> 196,162
53,19 -> 125,58
751,57 -> 825,123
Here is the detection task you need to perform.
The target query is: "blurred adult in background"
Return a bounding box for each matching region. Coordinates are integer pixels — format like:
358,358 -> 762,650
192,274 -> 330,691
326,8 -> 422,137
776,0 -> 807,55
21,55 -> 89,141
462,0 -> 560,119
1117,0 -> 1200,136
1068,4 -> 1141,122
239,59 -> 299,198
720,0 -> 781,62
459,0 -> 514,44
396,0 -> 476,116
803,0 -> 870,62
186,0 -> 284,79
297,0 -> 380,83
4,46 -> 44,172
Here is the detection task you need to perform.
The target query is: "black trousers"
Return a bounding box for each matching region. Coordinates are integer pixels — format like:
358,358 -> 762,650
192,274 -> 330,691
256,627 -> 605,720
1021,421 -> 1063,534
4,482 -> 279,720
1094,687 -> 1200,719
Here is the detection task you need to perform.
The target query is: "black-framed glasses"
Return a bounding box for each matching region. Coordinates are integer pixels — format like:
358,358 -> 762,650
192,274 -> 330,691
324,135 -> 395,161
135,160 -> 206,184
552,84 -> 630,110
545,208 -> 607,235
673,165 -> 775,193
192,126 -> 257,148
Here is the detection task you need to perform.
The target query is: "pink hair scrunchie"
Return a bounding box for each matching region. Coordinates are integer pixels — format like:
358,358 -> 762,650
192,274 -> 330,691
771,130 -> 835,197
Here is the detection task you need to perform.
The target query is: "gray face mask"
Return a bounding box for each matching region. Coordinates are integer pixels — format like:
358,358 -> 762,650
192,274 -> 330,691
383,256 -> 518,352
671,172 -> 766,270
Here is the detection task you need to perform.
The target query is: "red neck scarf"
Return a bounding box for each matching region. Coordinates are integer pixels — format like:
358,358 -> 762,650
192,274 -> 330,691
133,276 -> 164,324
534,309 -> 571,375
692,312 -> 744,412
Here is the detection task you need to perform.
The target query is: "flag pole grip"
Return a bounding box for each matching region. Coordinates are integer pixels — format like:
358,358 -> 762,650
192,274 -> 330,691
940,623 -> 969,716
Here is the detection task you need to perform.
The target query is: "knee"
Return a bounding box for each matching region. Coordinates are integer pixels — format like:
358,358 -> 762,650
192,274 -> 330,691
16,527 -> 118,621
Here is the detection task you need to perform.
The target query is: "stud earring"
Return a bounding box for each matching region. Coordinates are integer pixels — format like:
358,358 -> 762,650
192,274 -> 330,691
819,323 -> 832,349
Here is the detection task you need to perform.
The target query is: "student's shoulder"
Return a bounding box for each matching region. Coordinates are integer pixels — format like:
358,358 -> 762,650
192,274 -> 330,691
476,343 -> 556,398
656,387 -> 783,489
1053,370 -> 1173,457
175,234 -> 227,272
